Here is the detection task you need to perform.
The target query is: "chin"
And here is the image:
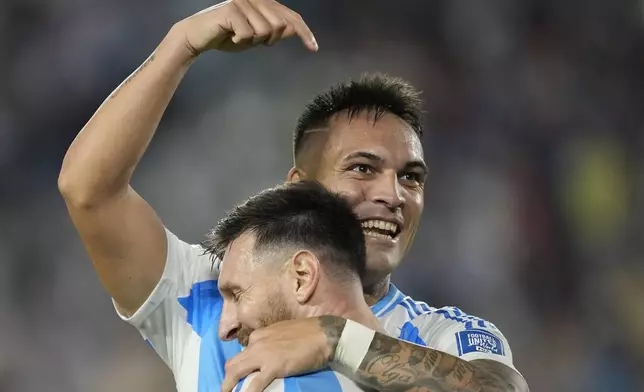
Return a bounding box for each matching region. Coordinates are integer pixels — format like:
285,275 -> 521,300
364,253 -> 397,283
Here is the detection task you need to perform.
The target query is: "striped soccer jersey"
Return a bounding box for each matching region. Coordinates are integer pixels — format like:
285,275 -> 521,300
114,229 -> 519,392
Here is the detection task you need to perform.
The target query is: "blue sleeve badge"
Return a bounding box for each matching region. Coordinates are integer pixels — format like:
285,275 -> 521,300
456,329 -> 504,356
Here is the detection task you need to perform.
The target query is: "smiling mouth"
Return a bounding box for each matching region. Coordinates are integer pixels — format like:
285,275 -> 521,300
361,219 -> 401,240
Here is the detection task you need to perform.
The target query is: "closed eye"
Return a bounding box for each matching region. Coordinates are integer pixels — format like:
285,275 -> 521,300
231,291 -> 242,303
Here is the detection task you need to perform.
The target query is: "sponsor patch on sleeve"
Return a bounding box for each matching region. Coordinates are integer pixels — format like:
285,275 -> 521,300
456,329 -> 504,356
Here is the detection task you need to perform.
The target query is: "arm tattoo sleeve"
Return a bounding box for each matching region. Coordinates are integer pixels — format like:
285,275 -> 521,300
353,331 -> 527,392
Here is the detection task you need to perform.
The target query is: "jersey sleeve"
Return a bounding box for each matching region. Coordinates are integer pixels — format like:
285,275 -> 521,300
414,307 -> 517,370
112,228 -> 220,375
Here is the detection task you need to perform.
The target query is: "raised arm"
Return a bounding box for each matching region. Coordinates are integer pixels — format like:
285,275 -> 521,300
57,28 -> 193,315
58,0 -> 318,316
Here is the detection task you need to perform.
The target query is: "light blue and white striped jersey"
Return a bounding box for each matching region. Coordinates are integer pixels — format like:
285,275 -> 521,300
114,229 -> 519,392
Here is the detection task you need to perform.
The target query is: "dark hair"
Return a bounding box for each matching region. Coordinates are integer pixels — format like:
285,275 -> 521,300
202,181 -> 366,280
293,72 -> 423,159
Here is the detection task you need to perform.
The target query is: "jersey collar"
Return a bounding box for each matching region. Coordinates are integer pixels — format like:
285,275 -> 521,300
370,283 -> 405,318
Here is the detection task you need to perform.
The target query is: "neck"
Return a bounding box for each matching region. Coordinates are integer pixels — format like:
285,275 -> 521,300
303,281 -> 381,331
362,274 -> 391,306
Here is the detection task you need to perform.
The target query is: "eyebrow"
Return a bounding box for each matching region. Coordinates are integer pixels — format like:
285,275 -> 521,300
343,151 -> 428,174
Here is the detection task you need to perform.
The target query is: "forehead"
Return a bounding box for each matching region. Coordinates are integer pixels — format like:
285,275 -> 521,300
323,111 -> 424,164
219,232 -> 256,285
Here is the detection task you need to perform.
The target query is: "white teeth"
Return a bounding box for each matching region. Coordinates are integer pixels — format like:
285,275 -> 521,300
363,231 -> 391,240
360,220 -> 399,237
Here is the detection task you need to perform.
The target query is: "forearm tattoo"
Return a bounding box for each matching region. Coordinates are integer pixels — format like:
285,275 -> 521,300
354,332 -> 523,392
108,53 -> 156,100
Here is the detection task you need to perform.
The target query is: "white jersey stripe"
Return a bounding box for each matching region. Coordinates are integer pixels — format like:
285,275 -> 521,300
399,299 -> 416,319
402,297 -> 421,318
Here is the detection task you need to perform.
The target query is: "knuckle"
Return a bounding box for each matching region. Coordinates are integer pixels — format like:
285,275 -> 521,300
225,2 -> 240,15
172,20 -> 187,32
291,11 -> 303,21
273,19 -> 287,30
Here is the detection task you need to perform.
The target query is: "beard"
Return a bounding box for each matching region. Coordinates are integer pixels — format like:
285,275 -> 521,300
237,291 -> 293,347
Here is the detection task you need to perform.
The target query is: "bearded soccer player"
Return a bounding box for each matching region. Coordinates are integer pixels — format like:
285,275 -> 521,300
208,180 -> 385,392
58,0 -> 529,391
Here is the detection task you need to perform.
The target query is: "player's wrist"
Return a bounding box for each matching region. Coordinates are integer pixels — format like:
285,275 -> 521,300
160,25 -> 200,67
329,318 -> 376,373
317,315 -> 346,363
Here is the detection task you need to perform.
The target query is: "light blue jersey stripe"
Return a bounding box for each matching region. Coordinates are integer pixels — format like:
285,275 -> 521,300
284,369 -> 343,392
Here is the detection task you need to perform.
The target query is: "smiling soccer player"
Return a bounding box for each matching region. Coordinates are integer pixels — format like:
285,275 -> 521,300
58,1 -> 528,391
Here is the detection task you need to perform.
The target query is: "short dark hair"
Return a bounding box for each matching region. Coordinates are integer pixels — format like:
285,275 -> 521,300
293,73 -> 423,159
202,181 -> 366,280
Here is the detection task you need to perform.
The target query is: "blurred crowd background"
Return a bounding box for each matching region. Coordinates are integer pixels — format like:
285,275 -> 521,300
1,0 -> 643,391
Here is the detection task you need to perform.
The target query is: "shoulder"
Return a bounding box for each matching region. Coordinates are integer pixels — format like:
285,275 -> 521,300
379,295 -> 520,377
383,295 -> 500,329
415,305 -> 515,369
412,305 -> 502,332
407,304 -> 507,349
386,297 -> 514,361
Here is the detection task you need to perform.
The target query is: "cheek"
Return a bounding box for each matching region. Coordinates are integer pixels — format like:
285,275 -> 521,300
413,192 -> 424,218
405,192 -> 424,227
236,298 -> 263,328
319,178 -> 364,206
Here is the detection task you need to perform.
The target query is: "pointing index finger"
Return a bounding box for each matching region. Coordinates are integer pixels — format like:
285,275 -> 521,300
286,12 -> 318,51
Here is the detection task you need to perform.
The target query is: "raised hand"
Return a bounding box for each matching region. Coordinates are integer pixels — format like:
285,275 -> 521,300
171,0 -> 318,56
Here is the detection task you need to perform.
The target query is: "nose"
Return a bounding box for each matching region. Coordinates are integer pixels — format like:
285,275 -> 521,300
371,171 -> 405,211
218,301 -> 241,341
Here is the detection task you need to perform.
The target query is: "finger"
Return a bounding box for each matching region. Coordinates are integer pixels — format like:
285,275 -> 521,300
244,370 -> 279,392
225,7 -> 255,45
233,0 -> 272,45
222,352 -> 259,392
251,1 -> 288,46
282,9 -> 318,51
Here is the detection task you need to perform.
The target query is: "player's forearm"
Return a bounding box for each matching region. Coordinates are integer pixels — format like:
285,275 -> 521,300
321,316 -> 526,392
353,332 -> 524,392
59,28 -> 195,206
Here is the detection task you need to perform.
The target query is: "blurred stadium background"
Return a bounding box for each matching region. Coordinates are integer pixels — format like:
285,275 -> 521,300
1,0 -> 643,391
